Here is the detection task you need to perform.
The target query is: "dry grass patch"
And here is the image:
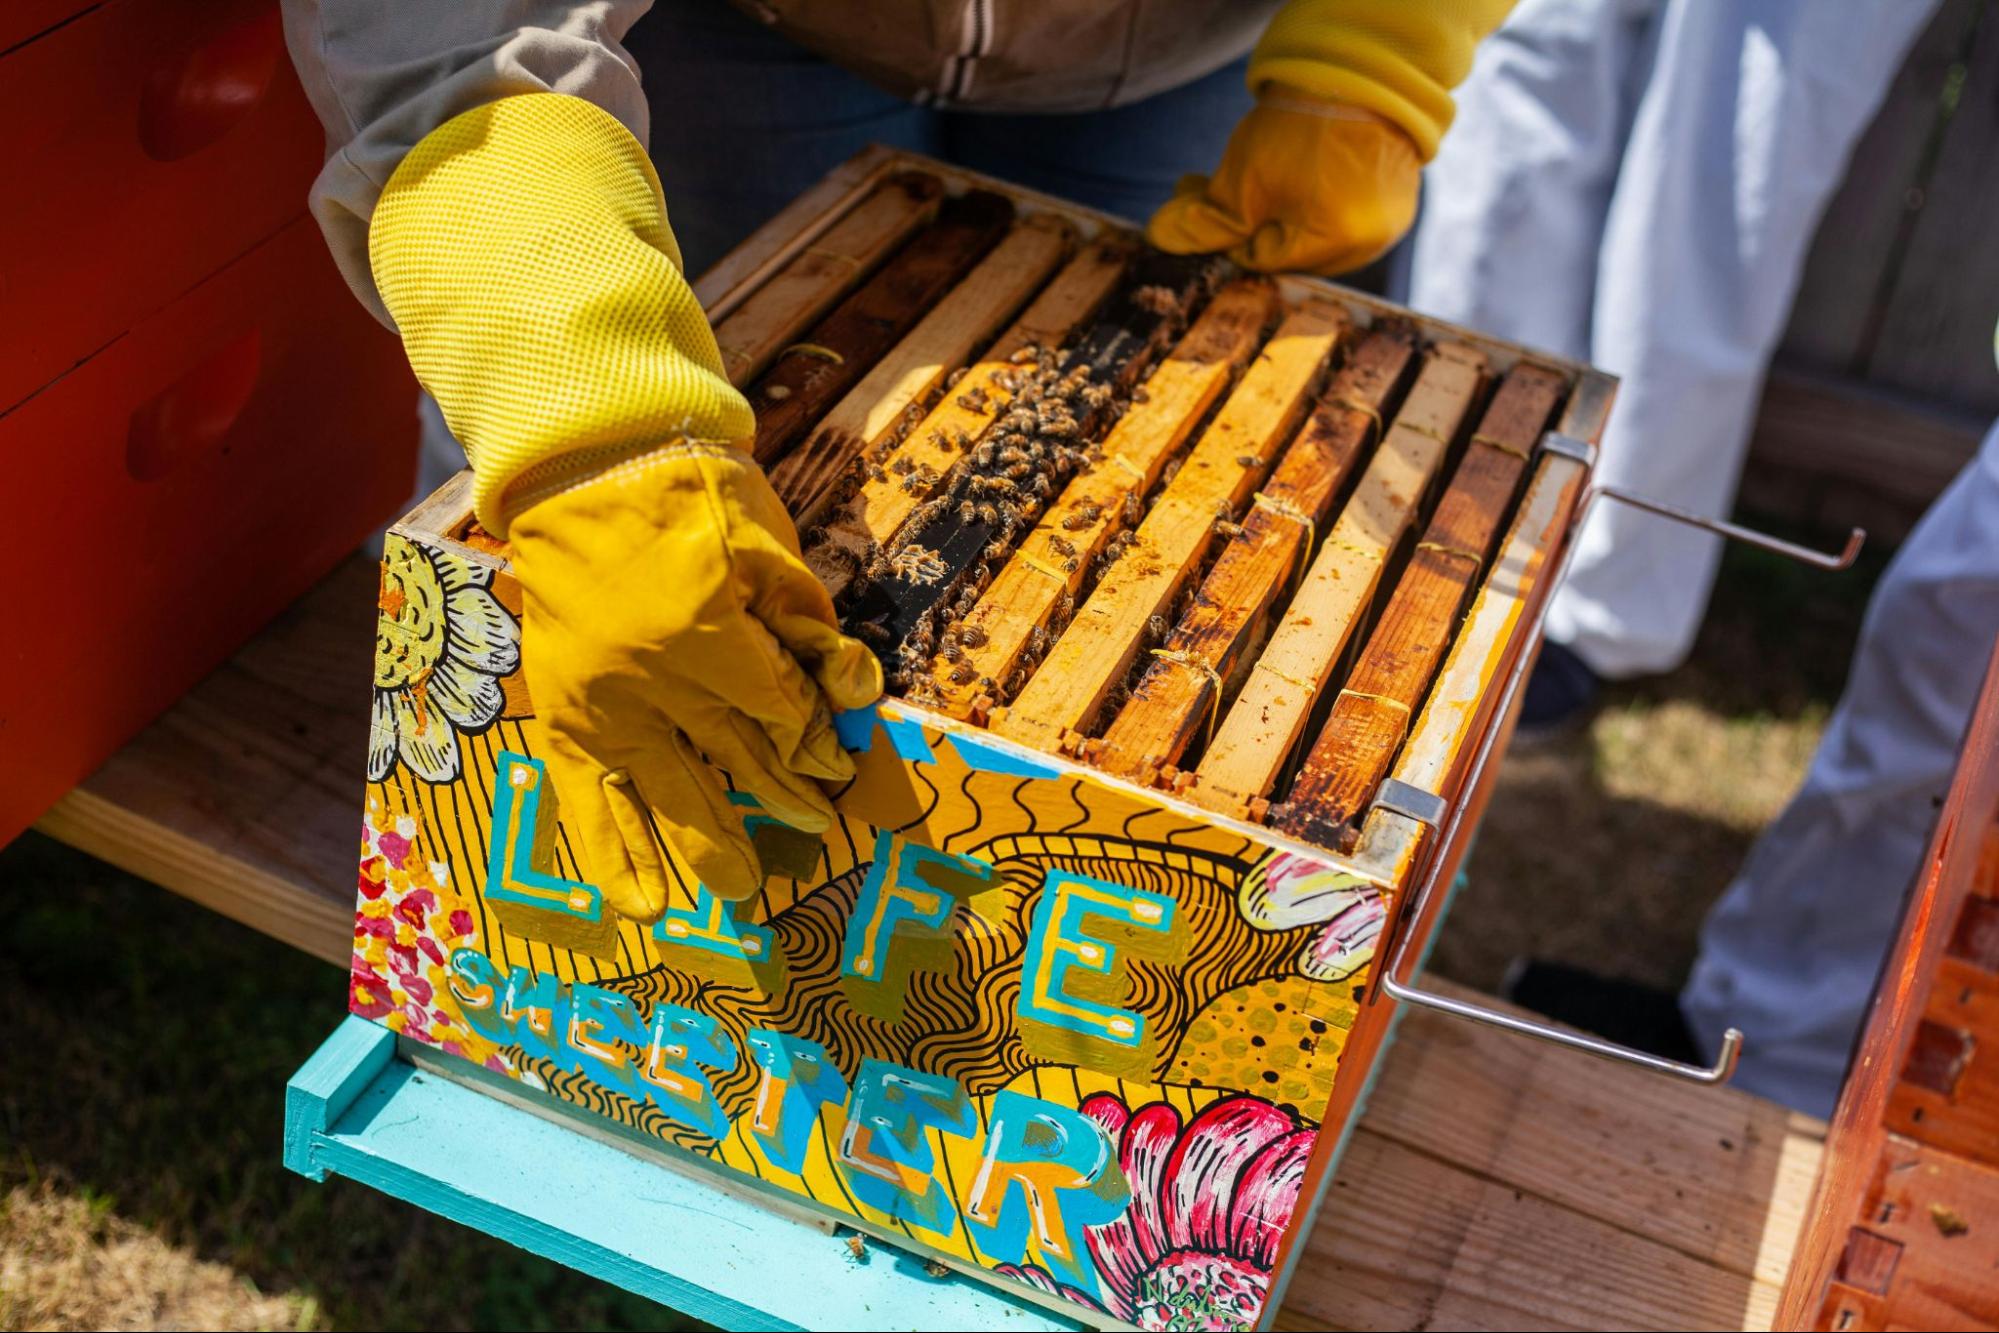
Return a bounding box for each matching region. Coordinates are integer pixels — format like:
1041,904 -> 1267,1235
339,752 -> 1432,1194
1,1184 -> 315,1332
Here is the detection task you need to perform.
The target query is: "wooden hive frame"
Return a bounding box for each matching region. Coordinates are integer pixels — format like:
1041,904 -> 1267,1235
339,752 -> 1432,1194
388,145 -> 1631,1330
669,145 -> 1623,915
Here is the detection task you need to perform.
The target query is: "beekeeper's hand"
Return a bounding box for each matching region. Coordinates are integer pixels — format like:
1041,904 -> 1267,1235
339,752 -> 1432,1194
370,92 -> 880,915
1149,0 -> 1515,275
1148,90 -> 1419,276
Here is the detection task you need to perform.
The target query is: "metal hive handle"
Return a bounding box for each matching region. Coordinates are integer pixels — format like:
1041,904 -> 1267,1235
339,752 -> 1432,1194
1373,436 -> 1865,1085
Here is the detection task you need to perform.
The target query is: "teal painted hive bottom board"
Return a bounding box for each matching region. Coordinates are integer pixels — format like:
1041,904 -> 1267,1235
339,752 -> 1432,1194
285,1015 -> 1085,1331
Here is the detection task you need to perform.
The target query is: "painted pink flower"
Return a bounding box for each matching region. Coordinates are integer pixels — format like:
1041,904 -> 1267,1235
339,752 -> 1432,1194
377,829 -> 412,868
1001,1094 -> 1312,1331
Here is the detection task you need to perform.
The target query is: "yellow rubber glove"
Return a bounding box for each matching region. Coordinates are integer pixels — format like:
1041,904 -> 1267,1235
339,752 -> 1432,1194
1149,0 -> 1515,275
369,92 -> 881,913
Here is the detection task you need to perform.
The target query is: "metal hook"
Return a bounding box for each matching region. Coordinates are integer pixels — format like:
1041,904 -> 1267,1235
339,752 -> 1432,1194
1596,484 -> 1865,571
1369,445 -> 1866,1085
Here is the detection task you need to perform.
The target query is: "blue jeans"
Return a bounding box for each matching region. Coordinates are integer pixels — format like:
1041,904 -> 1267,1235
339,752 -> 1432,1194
626,2 -> 1252,273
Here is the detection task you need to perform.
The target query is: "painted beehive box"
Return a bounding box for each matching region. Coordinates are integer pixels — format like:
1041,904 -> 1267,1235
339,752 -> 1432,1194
349,148 -> 1610,1329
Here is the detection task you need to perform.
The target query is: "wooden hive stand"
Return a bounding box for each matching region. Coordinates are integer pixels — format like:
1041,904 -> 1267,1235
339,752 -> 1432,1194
23,142 -> 1854,1331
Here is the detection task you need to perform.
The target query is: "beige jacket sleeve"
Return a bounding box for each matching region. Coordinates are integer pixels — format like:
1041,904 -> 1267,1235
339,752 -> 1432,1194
280,0 -> 656,325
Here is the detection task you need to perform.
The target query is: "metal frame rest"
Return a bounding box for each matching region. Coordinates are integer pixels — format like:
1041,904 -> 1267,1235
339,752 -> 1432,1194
1369,430 -> 1866,1086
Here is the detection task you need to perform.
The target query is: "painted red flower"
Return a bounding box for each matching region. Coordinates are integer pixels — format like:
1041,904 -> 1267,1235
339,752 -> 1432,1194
999,1093 -> 1312,1331
349,965 -> 395,1020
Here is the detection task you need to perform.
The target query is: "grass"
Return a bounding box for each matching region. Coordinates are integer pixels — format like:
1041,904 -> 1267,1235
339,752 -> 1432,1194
0,832 -> 692,1333
0,518 -> 1885,1330
1442,524 -> 1888,993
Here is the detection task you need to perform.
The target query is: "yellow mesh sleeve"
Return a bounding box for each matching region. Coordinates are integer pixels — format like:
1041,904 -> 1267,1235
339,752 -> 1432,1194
1251,0 -> 1517,160
368,93 -> 754,535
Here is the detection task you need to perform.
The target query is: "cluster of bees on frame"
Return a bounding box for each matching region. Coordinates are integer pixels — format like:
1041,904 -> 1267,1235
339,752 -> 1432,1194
817,282 -> 1198,708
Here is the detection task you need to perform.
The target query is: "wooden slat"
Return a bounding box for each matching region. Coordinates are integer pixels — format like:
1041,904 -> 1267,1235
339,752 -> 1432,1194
994,298 -> 1350,753
766,214 -> 1075,525
1186,344 -> 1489,818
1092,324 -> 1421,786
710,170 -> 942,386
838,252 -> 1226,675
1273,363 -> 1566,848
1781,643 -> 1999,1329
746,190 -> 1014,465
1278,980 -> 1820,1333
1387,450 -> 1588,802
32,557 -> 381,967
1861,1 -> 1999,418
798,239 -> 1129,595
1776,1 -> 1978,377
924,279 -> 1281,720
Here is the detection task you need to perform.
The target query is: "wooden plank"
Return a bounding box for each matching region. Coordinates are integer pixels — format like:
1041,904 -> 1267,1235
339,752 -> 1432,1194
1777,0 -> 1979,375
1741,363 -> 1987,543
1092,324 -> 1421,786
289,1021 -> 1077,1332
839,252 -> 1226,683
994,298 -> 1350,753
1186,344 -> 1489,819
1273,363 -> 1566,849
1295,1133 -> 1786,1332
1779,639 -> 1999,1328
32,555 -> 378,967
746,190 -> 1014,465
1281,980 -> 1820,1333
1864,1 -> 1999,417
796,238 -> 1128,593
766,214 -> 1075,525
1357,991 -> 1824,1292
1387,450 -> 1588,801
922,279 -> 1281,720
709,170 -> 942,386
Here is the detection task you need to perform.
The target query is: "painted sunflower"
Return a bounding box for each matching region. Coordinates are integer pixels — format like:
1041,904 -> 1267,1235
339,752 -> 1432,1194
369,533 -> 519,782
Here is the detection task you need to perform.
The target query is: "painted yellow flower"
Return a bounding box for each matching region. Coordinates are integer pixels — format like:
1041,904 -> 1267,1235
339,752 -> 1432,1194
369,533 -> 519,783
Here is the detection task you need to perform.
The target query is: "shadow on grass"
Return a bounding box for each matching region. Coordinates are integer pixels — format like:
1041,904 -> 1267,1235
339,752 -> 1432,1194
1439,739 -> 1763,993
0,833 -> 698,1333
1433,510 -> 1889,995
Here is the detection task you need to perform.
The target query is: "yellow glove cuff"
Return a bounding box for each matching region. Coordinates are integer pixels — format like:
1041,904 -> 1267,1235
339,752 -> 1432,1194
369,93 -> 754,536
1251,0 -> 1516,160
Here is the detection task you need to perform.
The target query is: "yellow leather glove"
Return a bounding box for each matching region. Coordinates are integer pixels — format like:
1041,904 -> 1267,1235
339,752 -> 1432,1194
1149,0 -> 1515,275
509,446 -> 882,910
1147,91 -> 1420,276
370,92 -> 881,914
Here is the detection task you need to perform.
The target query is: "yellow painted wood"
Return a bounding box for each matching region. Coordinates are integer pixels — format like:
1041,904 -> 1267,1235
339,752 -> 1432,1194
996,299 -> 1350,753
1188,343 -> 1488,817
927,279 -> 1281,719
769,214 -> 1075,526
800,239 -> 1129,597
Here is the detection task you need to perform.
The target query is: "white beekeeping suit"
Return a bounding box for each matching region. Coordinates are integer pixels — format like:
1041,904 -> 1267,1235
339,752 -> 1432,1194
1683,416 -> 1999,1117
1408,0 -> 1999,1116
1406,0 -> 1938,677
